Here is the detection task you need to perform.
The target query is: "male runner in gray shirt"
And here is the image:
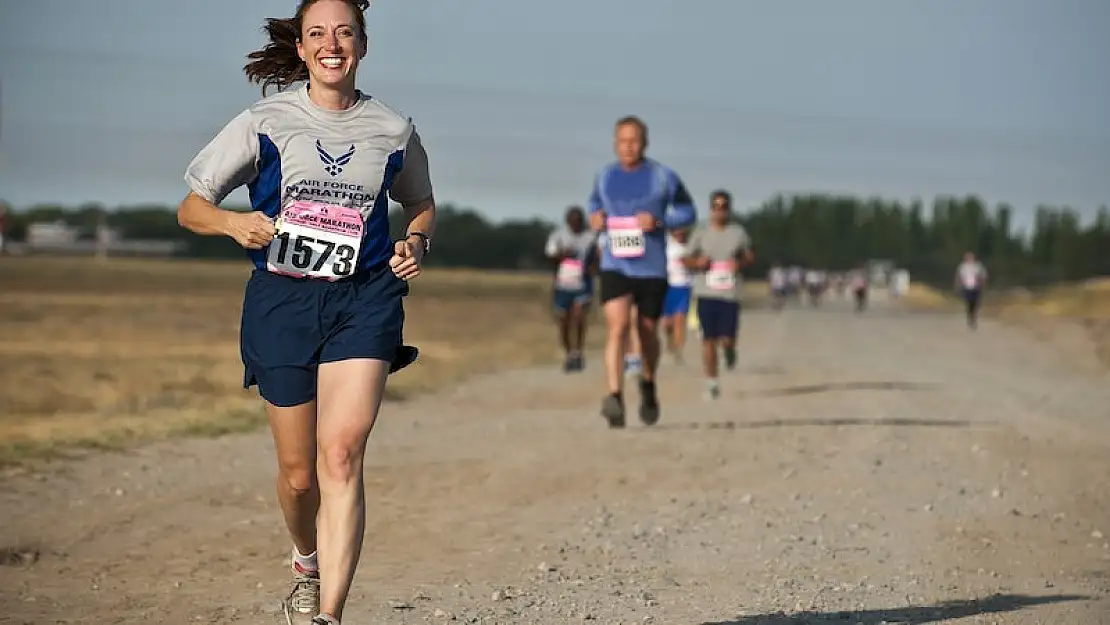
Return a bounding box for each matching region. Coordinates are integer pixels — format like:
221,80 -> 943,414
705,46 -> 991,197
684,190 -> 754,400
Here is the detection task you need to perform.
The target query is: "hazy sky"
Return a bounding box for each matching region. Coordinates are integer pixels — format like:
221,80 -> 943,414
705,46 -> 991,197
1,0 -> 1108,227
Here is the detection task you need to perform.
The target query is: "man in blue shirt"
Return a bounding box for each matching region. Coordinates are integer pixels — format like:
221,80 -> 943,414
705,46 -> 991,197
588,116 -> 698,428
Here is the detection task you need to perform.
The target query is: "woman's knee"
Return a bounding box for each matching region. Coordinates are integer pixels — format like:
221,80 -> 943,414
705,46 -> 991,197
278,457 -> 316,494
318,439 -> 367,485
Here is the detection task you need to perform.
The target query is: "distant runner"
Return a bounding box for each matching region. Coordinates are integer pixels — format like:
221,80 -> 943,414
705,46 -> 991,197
661,228 -> 694,364
684,190 -> 754,400
849,266 -> 869,312
544,206 -> 599,372
768,262 -> 788,311
955,251 -> 988,329
805,268 -> 826,307
589,115 -> 698,428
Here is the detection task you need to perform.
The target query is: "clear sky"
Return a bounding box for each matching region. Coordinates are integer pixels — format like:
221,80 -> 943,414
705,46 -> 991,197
1,0 -> 1108,227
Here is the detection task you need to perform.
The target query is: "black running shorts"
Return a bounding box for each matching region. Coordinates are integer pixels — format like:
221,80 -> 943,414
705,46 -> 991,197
598,270 -> 669,321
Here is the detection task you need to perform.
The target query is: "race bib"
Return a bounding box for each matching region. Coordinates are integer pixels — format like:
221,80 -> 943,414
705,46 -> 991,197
705,261 -> 736,292
607,216 -> 645,259
267,200 -> 363,281
960,271 -> 980,289
555,258 -> 585,291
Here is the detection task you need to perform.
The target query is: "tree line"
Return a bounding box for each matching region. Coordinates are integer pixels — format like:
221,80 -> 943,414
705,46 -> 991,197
2,194 -> 1107,288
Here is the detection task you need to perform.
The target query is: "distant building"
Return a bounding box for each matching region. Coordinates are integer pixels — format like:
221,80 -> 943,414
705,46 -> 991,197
27,221 -> 80,247
867,259 -> 895,287
18,220 -> 186,257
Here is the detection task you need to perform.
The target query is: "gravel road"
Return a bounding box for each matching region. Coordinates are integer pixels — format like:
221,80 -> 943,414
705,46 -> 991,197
2,294 -> 1108,624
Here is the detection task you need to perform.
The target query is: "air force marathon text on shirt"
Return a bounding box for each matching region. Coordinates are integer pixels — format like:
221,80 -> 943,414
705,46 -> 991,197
588,159 -> 697,279
184,84 -> 433,277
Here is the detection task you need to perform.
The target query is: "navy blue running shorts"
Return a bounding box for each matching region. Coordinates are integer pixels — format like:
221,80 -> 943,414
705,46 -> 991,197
697,298 -> 741,341
239,264 -> 411,407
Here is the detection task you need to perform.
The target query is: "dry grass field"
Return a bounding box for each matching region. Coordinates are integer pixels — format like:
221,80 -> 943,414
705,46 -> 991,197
899,277 -> 1110,368
0,256 -> 765,467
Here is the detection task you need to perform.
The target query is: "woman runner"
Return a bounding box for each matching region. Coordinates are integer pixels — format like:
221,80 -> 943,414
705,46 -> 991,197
176,1 -> 436,623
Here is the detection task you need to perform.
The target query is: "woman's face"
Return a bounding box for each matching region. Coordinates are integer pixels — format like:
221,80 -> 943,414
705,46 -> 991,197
297,0 -> 366,90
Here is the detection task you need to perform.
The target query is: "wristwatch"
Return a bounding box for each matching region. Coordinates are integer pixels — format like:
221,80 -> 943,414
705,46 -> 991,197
407,231 -> 431,256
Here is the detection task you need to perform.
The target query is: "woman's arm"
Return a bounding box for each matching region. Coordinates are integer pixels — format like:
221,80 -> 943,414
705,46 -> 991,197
390,128 -> 437,258
178,192 -> 232,236
178,192 -> 275,249
180,108 -> 269,247
401,197 -> 436,257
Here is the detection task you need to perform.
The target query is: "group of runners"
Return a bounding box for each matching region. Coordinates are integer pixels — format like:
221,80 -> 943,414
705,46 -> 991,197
171,1 -> 995,620
543,116 -> 755,420
767,264 -> 872,311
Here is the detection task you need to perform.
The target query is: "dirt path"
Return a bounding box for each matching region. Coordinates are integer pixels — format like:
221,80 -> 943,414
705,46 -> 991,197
2,295 -> 1108,624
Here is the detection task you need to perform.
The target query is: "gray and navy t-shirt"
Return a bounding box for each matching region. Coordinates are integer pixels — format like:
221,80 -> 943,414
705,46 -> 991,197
184,84 -> 433,275
687,223 -> 752,302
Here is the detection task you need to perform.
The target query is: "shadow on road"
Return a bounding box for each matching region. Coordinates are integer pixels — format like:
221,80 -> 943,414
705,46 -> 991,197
650,415 -> 978,432
700,592 -> 1090,624
742,381 -> 938,398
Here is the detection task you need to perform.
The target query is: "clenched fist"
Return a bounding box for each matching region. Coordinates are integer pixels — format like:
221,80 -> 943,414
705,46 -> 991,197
390,238 -> 425,281
227,211 -> 276,249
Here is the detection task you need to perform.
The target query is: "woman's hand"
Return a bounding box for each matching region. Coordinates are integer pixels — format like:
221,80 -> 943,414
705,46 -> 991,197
226,211 -> 276,249
390,237 -> 425,280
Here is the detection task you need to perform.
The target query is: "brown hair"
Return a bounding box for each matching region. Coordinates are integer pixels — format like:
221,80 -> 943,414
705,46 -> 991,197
614,115 -> 649,144
243,0 -> 370,95
710,189 -> 732,208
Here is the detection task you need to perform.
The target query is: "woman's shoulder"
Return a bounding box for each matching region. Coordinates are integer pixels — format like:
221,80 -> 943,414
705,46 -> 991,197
361,93 -> 411,122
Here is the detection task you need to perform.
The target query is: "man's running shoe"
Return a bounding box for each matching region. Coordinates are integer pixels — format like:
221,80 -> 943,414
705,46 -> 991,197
704,379 -> 721,401
601,393 -> 625,428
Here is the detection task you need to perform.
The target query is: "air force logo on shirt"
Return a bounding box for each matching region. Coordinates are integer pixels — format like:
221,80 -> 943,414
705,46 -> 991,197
316,140 -> 356,177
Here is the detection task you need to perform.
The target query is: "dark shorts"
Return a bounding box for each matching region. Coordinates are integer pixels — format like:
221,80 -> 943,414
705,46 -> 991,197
240,265 -> 409,407
697,298 -> 741,340
553,289 -> 592,313
962,288 -> 982,309
598,271 -> 669,321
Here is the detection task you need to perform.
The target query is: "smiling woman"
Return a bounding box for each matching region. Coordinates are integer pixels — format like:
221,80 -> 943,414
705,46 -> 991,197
244,0 -> 370,98
174,1 -> 437,624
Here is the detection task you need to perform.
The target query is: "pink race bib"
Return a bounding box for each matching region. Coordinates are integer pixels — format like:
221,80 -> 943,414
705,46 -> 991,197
555,258 -> 585,291
705,261 -> 736,291
268,200 -> 364,280
606,216 -> 645,259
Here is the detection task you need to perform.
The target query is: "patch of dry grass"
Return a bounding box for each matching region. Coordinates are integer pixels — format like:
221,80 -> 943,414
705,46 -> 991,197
989,278 -> 1110,367
897,283 -> 958,311
899,277 -> 1110,367
0,256 -> 765,466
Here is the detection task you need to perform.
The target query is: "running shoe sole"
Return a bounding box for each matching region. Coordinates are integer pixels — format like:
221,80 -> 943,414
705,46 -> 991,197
601,395 -> 625,428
